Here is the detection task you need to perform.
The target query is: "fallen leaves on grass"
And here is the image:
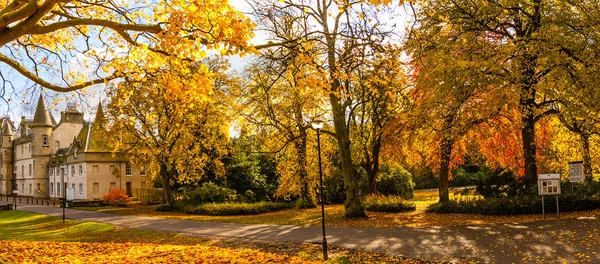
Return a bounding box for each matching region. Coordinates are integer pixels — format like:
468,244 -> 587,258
0,240 -> 320,264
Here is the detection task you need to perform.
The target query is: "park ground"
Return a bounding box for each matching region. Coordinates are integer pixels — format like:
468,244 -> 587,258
79,189 -> 600,228
0,210 -> 425,264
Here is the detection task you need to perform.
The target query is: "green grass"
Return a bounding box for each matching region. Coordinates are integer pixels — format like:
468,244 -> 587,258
0,210 -> 205,245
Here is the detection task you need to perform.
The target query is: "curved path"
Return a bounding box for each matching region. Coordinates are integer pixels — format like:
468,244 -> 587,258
13,203 -> 600,263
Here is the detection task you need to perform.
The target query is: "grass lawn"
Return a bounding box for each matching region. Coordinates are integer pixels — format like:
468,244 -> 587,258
0,210 -> 426,264
78,188 -> 600,228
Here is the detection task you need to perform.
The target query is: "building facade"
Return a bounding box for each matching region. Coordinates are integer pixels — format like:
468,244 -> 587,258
0,95 -> 147,200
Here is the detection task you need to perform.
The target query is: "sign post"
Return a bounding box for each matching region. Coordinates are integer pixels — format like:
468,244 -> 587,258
12,189 -> 18,210
538,174 -> 561,219
63,188 -> 75,223
568,161 -> 584,192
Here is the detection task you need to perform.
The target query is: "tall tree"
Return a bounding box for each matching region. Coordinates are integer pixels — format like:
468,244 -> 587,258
106,58 -> 232,207
237,36 -> 326,206
408,0 -> 600,185
251,0 -> 398,217
351,46 -> 409,194
0,0 -> 254,96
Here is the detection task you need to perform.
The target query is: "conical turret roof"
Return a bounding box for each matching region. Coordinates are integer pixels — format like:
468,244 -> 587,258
31,94 -> 53,127
1,118 -> 13,136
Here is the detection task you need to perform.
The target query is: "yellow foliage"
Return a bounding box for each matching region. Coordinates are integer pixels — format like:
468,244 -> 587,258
0,240 -> 318,264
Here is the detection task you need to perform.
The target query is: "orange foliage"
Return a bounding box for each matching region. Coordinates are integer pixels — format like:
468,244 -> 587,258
0,240 -> 318,264
102,189 -> 131,207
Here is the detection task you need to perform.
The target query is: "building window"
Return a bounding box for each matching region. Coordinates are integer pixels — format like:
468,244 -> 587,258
37,183 -> 40,192
79,165 -> 83,175
28,164 -> 31,176
61,167 -> 65,176
2,150 -> 5,158
50,183 -> 54,194
50,167 -> 53,176
71,166 -> 75,176
140,164 -> 146,176
57,184 -> 60,195
29,183 -> 32,194
92,165 -> 99,173
125,163 -> 132,176
42,135 -> 48,146
21,145 -> 23,154
72,183 -> 75,190
93,183 -> 99,194
55,141 -> 60,150
110,182 -> 116,190
109,165 -> 116,175
79,183 -> 83,194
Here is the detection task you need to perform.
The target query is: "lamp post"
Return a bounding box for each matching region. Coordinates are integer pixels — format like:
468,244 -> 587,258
311,119 -> 327,261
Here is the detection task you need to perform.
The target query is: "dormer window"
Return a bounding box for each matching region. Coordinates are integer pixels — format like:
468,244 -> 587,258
42,135 -> 48,146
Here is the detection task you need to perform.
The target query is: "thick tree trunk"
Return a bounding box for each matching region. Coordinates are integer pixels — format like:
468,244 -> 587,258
439,136 -> 453,203
294,135 -> 315,208
330,93 -> 366,218
160,163 -> 175,207
581,134 -> 593,181
365,139 -> 381,195
521,103 -> 538,186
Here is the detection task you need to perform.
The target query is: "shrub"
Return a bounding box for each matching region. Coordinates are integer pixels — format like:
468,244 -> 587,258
185,182 -> 237,204
184,202 -> 294,215
427,193 -> 600,215
377,165 -> 414,199
155,203 -> 174,212
363,194 -> 416,212
102,189 -> 131,207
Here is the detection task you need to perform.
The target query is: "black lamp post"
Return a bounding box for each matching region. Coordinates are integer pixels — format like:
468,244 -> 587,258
311,119 -> 327,261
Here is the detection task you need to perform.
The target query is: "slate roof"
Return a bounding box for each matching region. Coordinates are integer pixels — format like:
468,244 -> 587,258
31,94 -> 53,127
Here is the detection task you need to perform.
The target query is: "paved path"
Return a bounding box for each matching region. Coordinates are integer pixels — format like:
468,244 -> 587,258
12,203 -> 600,263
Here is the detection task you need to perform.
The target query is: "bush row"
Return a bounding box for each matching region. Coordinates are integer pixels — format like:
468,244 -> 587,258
183,202 -> 294,216
363,194 -> 416,212
427,193 -> 600,215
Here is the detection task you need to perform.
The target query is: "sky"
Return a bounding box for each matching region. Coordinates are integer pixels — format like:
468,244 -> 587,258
0,0 -> 409,128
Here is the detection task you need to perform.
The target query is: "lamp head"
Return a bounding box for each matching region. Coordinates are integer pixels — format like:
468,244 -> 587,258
311,119 -> 325,130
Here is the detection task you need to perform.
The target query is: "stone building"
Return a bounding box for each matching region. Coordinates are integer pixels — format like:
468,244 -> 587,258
0,95 -> 147,200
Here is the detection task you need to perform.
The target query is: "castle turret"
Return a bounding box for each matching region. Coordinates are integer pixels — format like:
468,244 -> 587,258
30,94 -> 53,198
0,118 -> 14,195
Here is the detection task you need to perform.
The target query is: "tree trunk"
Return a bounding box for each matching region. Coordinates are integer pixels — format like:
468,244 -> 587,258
294,134 -> 315,208
521,105 -> 538,186
581,133 -> 593,181
330,93 -> 366,218
439,136 -> 453,203
160,163 -> 175,207
365,138 -> 382,195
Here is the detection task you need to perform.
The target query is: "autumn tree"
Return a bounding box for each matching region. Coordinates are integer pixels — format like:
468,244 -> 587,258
0,0 -> 254,97
250,0 -> 399,217
350,46 -> 409,194
106,57 -> 232,207
406,25 -> 506,202
408,0 -> 600,185
237,37 -> 327,206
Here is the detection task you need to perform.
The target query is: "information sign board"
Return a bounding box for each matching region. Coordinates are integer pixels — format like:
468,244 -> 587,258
538,174 -> 561,195
66,188 -> 75,201
569,161 -> 585,183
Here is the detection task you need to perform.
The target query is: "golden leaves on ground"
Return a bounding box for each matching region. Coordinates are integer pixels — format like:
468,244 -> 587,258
0,240 -> 318,264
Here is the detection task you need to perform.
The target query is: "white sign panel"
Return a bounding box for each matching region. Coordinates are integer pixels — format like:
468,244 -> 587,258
569,161 -> 584,183
66,188 -> 75,201
12,190 -> 18,194
538,174 -> 561,195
